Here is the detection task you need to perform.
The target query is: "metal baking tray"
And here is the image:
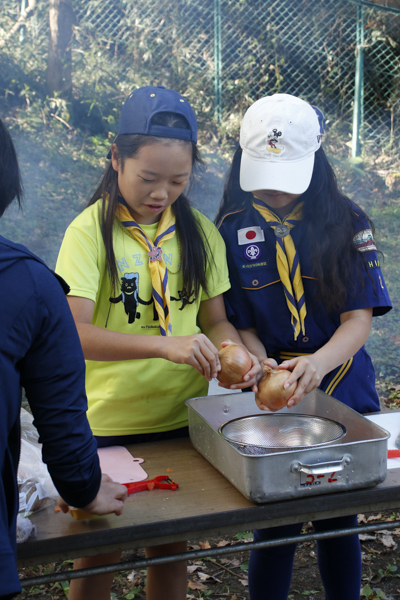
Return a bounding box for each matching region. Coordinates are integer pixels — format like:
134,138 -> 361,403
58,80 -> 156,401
186,390 -> 389,503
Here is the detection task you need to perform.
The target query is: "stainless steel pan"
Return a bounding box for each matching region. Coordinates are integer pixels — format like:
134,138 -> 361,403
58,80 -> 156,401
186,390 -> 389,503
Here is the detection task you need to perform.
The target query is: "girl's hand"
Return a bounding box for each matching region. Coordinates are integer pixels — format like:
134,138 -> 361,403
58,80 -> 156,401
163,334 -> 220,381
218,339 -> 261,392
57,473 -> 128,516
263,358 -> 278,370
254,358 -> 278,411
278,355 -> 328,408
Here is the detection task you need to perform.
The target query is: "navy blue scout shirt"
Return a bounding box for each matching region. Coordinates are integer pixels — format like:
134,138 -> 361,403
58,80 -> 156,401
218,205 -> 391,414
0,236 -> 101,599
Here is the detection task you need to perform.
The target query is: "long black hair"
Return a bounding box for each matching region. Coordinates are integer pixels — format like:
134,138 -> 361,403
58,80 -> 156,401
216,145 -> 374,313
89,112 -> 211,297
0,119 -> 23,217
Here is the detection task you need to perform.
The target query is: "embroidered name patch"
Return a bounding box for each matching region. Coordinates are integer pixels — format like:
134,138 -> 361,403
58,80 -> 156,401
353,229 -> 377,253
238,226 -> 265,245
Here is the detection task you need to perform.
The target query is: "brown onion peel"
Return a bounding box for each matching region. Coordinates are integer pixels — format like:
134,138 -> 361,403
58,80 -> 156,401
255,366 -> 297,412
216,343 -> 252,386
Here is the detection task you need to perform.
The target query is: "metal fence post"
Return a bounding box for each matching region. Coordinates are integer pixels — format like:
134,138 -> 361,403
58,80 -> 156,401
214,0 -> 222,124
352,4 -> 364,157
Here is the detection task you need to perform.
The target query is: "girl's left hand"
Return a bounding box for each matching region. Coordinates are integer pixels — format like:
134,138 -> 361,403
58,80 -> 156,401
278,355 -> 328,408
218,339 -> 261,392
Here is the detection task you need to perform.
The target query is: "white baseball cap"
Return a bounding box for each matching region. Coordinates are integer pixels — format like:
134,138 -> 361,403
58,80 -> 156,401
239,94 -> 324,194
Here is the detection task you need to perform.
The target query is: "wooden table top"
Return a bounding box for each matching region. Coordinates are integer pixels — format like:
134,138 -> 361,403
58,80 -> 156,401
17,437 -> 400,567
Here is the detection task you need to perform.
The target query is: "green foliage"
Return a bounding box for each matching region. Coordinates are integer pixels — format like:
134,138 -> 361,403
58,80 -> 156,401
361,584 -> 386,598
240,560 -> 249,571
235,531 -> 253,540
124,588 -> 142,599
55,580 -> 70,597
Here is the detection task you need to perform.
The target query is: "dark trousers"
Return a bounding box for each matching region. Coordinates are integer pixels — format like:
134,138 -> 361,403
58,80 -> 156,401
248,514 -> 361,600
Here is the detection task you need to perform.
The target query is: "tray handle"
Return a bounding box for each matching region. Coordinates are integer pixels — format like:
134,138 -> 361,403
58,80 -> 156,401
290,454 -> 351,475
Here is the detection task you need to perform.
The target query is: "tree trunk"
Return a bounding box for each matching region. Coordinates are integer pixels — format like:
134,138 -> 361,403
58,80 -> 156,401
47,0 -> 73,99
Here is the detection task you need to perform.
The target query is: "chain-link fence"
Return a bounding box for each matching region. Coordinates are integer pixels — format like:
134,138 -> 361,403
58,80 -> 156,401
72,0 -> 400,158
1,0 -> 400,154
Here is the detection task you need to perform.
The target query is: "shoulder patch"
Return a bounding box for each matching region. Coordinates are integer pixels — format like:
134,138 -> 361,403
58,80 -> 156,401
353,229 -> 377,253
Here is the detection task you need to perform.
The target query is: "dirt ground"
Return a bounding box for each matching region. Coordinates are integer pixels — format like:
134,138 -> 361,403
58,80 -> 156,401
17,510 -> 400,600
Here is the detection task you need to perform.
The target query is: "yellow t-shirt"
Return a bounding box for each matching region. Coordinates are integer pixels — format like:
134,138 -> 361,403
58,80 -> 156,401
56,200 -> 230,436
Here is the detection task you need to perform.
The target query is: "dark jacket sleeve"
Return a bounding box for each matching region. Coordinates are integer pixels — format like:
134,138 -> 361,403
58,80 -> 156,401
19,261 -> 101,508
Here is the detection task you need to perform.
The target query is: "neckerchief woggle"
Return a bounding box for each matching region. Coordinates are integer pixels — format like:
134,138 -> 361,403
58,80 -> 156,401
252,198 -> 306,340
116,197 -> 175,336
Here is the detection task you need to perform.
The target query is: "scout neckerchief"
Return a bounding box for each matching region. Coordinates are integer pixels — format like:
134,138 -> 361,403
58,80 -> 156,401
252,198 -> 306,340
116,197 -> 175,336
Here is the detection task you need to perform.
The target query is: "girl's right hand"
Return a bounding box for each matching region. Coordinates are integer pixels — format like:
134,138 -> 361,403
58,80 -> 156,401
163,334 -> 221,381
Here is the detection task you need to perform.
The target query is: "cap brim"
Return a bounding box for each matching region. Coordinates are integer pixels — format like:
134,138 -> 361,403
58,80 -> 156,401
240,152 -> 315,195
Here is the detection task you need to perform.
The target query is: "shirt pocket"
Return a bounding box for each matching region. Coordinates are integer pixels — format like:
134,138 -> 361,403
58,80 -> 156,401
237,263 -> 281,291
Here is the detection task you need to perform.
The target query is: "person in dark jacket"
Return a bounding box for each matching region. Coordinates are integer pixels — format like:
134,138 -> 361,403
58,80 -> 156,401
0,119 -> 127,600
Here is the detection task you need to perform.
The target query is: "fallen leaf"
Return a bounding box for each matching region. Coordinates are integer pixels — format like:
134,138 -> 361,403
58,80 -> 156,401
378,533 -> 397,548
188,580 -> 208,591
229,596 -> 239,600
198,572 -> 222,583
187,565 -> 203,574
359,534 -> 376,541
367,513 -> 382,522
361,552 -> 370,561
377,529 -> 396,535
358,514 -> 367,523
217,539 -> 230,547
199,541 -> 211,550
239,578 -> 249,586
188,544 -> 200,550
230,559 -> 240,567
126,571 -> 135,582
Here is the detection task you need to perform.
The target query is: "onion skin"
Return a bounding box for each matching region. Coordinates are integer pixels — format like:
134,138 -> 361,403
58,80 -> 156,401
255,366 -> 297,411
217,344 -> 252,386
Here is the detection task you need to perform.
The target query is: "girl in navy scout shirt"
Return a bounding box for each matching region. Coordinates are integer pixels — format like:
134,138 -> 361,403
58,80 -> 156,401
216,94 -> 391,600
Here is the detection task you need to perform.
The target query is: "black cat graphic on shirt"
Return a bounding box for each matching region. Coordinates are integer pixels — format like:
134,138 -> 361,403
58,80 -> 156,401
109,272 -> 156,324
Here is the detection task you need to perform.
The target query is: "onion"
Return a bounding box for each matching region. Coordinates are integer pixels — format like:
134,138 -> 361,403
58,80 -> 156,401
217,344 -> 252,386
256,366 -> 297,411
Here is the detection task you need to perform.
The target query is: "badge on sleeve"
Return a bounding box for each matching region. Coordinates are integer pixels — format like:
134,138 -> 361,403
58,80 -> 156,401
238,226 -> 265,245
353,229 -> 377,253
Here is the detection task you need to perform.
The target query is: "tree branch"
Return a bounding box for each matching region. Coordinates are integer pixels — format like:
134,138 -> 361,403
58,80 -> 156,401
0,0 -> 37,48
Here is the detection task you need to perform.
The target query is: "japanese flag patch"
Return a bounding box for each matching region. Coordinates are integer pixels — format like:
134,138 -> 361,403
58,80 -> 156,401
353,229 -> 377,253
237,226 -> 265,245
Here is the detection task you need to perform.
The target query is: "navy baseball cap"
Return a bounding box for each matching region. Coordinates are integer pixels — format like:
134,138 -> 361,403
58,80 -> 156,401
117,85 -> 197,142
